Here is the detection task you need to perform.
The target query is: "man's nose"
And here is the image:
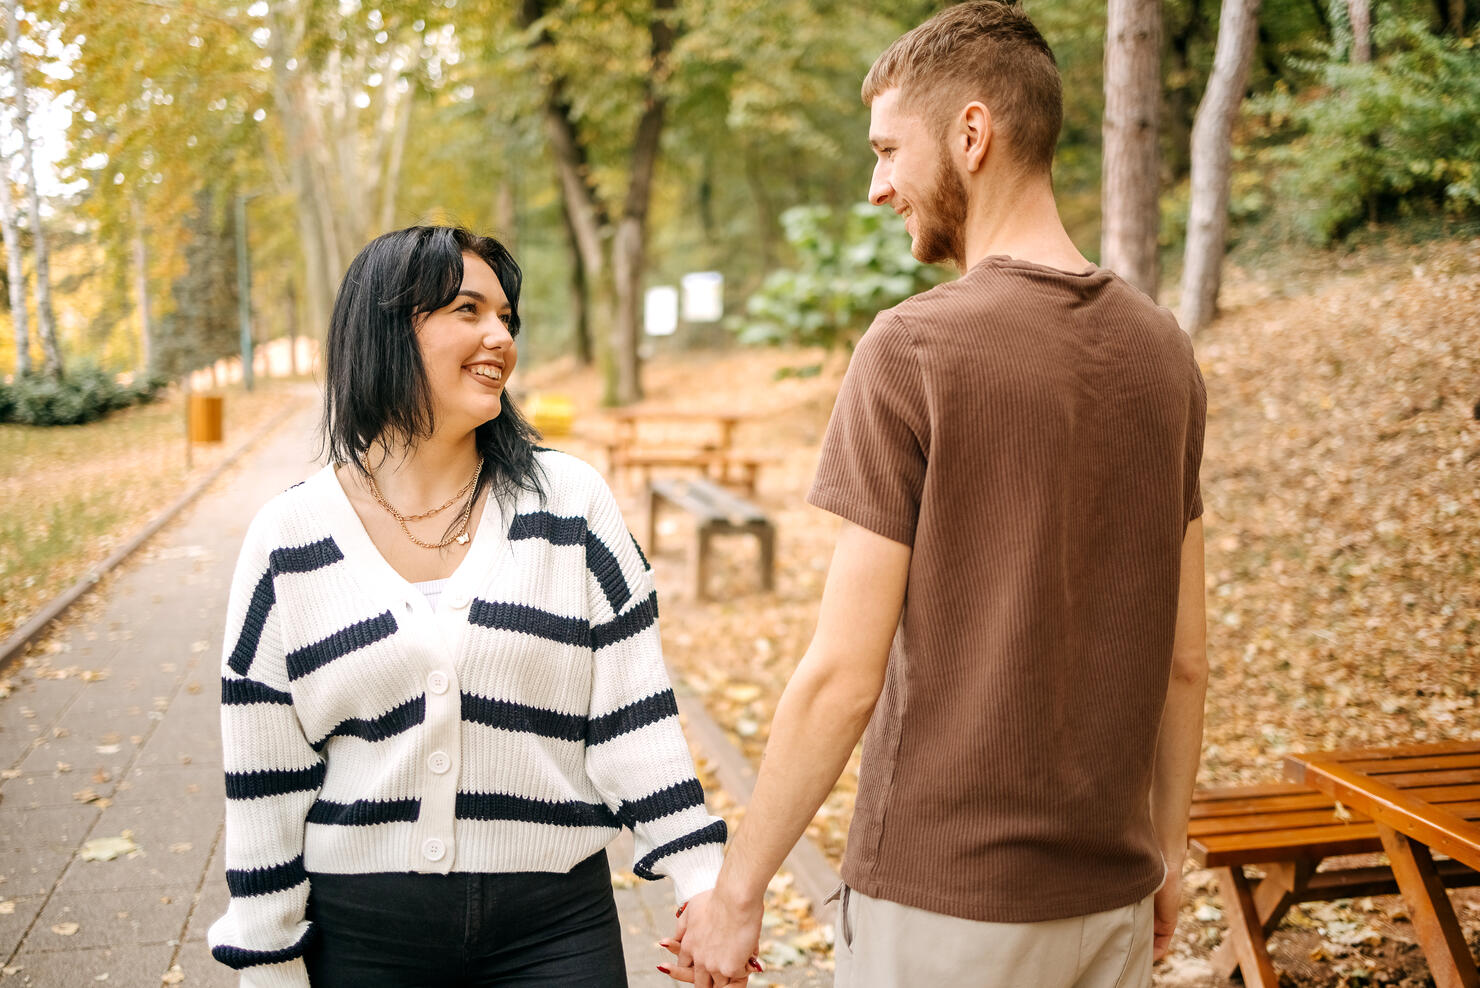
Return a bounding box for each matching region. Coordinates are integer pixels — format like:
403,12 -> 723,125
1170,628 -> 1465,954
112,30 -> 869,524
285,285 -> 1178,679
868,164 -> 892,207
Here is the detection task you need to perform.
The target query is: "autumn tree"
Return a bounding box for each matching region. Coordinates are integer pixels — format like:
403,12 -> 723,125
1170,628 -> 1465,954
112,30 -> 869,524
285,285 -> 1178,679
0,147 -> 27,376
1101,0 -> 1163,297
4,0 -> 60,375
1179,0 -> 1262,333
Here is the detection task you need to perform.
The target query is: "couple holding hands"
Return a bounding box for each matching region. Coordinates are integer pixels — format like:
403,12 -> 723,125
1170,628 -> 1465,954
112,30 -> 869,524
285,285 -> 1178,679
209,3 -> 1208,986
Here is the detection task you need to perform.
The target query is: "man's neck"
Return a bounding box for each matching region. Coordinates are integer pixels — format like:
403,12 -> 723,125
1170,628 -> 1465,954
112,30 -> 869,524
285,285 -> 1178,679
961,172 -> 1091,275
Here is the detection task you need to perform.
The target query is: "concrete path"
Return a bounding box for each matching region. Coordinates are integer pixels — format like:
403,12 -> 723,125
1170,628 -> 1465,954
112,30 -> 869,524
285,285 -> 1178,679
0,403 -> 826,988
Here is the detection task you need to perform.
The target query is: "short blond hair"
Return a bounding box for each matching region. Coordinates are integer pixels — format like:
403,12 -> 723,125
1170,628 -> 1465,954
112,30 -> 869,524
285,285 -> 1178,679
862,1 -> 1062,173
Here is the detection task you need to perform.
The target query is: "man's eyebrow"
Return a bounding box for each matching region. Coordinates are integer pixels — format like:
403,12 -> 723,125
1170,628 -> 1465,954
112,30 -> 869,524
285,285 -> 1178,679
869,135 -> 897,150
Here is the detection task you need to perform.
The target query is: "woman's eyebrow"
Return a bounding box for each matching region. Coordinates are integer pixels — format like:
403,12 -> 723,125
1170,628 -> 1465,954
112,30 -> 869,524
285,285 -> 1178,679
457,289 -> 488,303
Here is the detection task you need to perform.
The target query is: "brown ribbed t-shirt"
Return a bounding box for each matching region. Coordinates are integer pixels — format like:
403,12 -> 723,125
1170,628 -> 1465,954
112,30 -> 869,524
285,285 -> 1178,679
808,256 -> 1206,924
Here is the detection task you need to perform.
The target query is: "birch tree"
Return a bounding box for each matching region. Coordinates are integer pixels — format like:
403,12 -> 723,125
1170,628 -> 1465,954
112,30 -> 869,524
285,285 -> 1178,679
4,0 -> 59,375
0,148 -> 27,376
1101,0 -> 1163,298
1179,0 -> 1262,334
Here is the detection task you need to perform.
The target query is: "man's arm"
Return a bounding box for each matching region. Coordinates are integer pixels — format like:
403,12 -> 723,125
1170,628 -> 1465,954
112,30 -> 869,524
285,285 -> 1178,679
1149,518 -> 1209,960
673,520 -> 911,987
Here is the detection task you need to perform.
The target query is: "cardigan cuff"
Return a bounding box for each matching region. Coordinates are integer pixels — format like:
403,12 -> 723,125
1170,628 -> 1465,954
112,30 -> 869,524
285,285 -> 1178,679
667,839 -> 726,906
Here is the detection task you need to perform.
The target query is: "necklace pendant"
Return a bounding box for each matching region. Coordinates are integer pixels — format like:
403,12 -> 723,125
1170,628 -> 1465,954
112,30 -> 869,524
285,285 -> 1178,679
456,532 -> 470,545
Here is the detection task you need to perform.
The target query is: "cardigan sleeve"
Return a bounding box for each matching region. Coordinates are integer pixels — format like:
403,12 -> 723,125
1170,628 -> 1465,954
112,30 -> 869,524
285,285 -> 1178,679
580,479 -> 726,905
207,510 -> 324,988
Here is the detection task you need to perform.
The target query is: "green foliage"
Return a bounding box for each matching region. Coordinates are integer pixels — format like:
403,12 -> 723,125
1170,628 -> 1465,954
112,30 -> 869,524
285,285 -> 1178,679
0,362 -> 164,427
1250,16 -> 1480,243
736,204 -> 944,349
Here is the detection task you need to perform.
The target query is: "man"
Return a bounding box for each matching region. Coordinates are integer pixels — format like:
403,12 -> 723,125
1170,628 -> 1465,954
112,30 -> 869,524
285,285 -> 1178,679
668,3 -> 1207,986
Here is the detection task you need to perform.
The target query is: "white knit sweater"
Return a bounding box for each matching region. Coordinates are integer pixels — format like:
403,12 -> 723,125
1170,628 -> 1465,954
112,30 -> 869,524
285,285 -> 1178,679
207,452 -> 725,987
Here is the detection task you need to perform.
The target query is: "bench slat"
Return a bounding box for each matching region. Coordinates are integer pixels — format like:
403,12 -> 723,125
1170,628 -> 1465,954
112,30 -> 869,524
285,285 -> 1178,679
1192,800 -> 1480,839
1194,783 -> 1480,819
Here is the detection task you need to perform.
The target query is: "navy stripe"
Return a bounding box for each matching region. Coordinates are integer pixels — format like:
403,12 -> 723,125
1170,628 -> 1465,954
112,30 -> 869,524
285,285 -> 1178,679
312,696 -> 425,751
455,791 -> 620,828
630,533 -> 651,572
587,690 -> 679,745
226,569 -> 275,676
221,677 -> 291,706
225,854 -> 307,898
269,538 -> 343,574
509,511 -> 587,546
286,611 -> 397,681
586,531 -> 632,613
591,591 -> 658,650
468,600 -> 588,646
461,693 -> 585,742
618,778 -> 706,828
225,763 -> 325,800
212,925 -> 316,970
306,797 -> 420,826
633,819 -> 728,881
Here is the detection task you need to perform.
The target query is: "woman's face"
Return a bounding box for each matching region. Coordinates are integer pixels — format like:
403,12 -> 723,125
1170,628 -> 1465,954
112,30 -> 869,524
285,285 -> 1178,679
415,252 -> 517,438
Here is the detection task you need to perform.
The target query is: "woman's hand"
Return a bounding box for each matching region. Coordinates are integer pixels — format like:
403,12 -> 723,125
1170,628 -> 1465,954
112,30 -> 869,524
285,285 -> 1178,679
655,890 -> 764,987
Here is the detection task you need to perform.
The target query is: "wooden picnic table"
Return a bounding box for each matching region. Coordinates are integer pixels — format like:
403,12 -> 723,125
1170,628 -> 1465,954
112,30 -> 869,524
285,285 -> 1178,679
601,408 -> 775,494
1284,740 -> 1480,988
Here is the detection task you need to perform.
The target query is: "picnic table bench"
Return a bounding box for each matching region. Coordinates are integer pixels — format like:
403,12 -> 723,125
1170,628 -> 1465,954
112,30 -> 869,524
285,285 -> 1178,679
603,408 -> 778,495
646,477 -> 775,601
1190,740 -> 1480,988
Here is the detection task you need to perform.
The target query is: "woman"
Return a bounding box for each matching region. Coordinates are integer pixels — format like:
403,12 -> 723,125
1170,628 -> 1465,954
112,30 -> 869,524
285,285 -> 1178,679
208,226 -> 726,987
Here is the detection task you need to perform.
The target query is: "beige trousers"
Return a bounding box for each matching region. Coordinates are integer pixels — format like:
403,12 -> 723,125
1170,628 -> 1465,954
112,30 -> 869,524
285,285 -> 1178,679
830,885 -> 1154,988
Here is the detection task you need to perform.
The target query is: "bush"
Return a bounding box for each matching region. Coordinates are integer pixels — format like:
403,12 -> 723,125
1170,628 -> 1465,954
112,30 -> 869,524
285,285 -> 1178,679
0,363 -> 166,427
736,204 -> 945,349
1251,16 -> 1480,243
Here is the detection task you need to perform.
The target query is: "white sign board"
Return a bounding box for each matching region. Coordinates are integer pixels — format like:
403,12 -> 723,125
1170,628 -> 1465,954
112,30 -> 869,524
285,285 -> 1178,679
644,286 -> 679,336
681,271 -> 724,323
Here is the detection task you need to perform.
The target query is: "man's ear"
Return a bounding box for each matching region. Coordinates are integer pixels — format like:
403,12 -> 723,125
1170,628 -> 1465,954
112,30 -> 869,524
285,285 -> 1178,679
961,101 -> 992,173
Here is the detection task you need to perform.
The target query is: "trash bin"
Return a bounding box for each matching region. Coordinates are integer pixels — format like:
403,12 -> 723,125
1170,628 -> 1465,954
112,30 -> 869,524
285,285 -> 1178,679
526,393 -> 575,437
188,394 -> 225,443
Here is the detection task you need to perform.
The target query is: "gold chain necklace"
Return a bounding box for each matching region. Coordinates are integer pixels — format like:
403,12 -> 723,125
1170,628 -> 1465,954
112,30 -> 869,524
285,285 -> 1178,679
365,461 -> 483,549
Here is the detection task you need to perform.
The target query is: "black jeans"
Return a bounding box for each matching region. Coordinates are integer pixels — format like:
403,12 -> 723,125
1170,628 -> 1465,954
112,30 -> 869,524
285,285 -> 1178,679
303,850 -> 627,987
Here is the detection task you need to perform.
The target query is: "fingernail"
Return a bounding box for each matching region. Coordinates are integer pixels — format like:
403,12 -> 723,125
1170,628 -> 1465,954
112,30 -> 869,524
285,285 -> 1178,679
749,958 -> 765,972
657,966 -> 670,974
675,903 -> 687,917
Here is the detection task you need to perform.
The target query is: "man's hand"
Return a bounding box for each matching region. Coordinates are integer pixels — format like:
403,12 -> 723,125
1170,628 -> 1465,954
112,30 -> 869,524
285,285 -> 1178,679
662,888 -> 763,987
1152,859 -> 1183,961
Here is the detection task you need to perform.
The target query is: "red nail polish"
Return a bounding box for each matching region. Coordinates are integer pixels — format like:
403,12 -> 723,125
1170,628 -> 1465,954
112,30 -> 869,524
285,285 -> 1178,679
749,958 -> 765,972
676,903 -> 687,917
657,966 -> 671,975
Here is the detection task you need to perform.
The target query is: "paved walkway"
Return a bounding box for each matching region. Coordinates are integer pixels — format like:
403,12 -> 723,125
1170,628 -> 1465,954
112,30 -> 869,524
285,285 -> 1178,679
0,404 -> 826,987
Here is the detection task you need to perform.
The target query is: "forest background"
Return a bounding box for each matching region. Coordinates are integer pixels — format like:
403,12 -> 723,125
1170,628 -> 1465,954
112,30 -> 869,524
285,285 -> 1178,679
0,0 -> 1477,401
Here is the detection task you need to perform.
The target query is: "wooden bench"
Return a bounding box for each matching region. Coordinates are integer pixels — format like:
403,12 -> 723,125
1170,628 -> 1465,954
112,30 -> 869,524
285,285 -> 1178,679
1190,781 -> 1480,987
646,478 -> 775,600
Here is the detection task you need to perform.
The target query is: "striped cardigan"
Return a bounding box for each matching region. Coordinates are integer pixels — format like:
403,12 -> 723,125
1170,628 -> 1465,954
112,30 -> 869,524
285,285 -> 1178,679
208,452 -> 726,987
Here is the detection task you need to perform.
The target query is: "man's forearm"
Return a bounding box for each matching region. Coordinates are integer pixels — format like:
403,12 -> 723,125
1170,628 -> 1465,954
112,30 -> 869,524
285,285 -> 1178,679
1149,664 -> 1207,866
714,656 -> 877,905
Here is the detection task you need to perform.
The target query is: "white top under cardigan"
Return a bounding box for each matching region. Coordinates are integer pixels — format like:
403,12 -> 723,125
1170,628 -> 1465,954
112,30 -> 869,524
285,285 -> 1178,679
207,451 -> 726,988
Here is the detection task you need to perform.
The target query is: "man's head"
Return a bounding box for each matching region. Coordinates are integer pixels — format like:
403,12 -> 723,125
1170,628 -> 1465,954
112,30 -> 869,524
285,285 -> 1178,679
863,1 -> 1062,267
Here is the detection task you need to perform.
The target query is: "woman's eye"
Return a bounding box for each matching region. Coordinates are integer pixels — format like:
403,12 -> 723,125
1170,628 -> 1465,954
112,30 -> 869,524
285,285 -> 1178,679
458,302 -> 477,314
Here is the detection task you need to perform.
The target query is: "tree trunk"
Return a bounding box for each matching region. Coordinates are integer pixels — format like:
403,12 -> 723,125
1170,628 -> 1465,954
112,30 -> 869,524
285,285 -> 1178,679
131,197 -> 153,373
1101,0 -> 1164,299
0,150 -> 28,377
1349,0 -> 1372,62
5,0 -> 60,376
560,197 -> 593,366
1446,0 -> 1465,34
609,0 -> 676,405
1179,0 -> 1262,334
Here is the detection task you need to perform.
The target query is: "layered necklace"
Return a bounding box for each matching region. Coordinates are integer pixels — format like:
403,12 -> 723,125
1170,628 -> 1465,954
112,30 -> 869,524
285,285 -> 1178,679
365,459 -> 484,549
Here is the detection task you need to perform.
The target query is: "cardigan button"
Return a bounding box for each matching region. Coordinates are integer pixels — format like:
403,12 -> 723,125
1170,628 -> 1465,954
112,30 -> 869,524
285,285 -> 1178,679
427,671 -> 449,695
422,838 -> 447,862
428,751 -> 451,775
448,592 -> 470,609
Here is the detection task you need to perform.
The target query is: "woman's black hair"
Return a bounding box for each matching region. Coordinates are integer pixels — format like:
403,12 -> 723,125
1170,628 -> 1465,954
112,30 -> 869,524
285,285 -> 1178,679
322,225 -> 545,510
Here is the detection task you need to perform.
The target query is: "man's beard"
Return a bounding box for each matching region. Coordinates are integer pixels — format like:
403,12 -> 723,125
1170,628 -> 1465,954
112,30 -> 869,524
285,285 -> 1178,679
911,145 -> 969,270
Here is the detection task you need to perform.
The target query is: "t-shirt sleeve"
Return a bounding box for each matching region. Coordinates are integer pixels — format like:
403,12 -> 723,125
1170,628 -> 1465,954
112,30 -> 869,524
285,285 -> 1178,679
1184,357 -> 1207,525
807,312 -> 930,546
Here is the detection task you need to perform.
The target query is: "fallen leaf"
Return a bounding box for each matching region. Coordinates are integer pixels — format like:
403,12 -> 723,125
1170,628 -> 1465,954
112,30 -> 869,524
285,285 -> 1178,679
79,836 -> 141,862
0,901 -> 15,915
55,762 -> 72,774
0,770 -> 20,780
95,745 -> 121,755
169,843 -> 192,854
50,922 -> 79,936
185,681 -> 202,695
161,966 -> 185,985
